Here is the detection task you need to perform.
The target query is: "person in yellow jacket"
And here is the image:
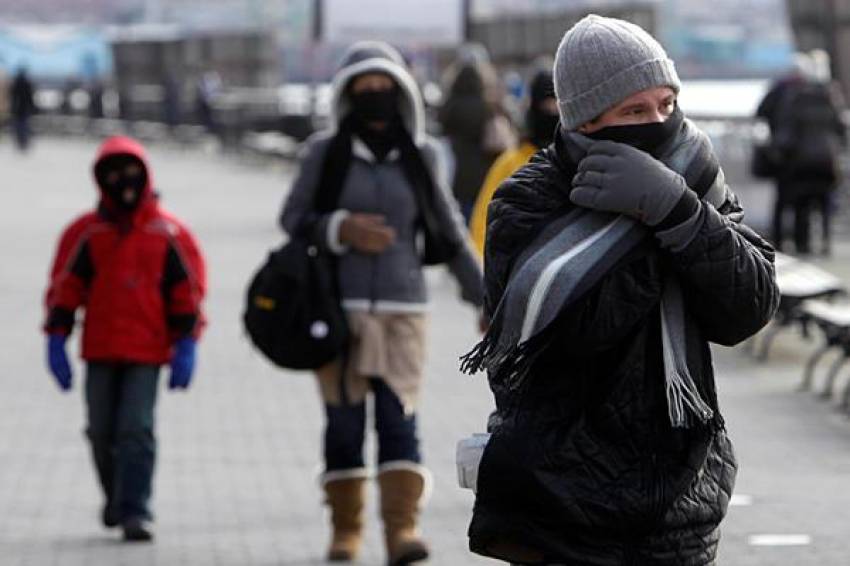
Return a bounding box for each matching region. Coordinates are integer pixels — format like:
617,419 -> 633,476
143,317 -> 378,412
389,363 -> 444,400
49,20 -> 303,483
470,69 -> 559,257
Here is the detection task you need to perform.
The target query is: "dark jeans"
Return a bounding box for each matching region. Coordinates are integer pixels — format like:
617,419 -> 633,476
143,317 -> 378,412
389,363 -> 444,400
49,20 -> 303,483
85,363 -> 160,521
324,378 -> 420,472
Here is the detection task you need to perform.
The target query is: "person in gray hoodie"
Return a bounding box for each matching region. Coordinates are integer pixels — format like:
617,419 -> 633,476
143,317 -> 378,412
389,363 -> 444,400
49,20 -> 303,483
279,41 -> 483,565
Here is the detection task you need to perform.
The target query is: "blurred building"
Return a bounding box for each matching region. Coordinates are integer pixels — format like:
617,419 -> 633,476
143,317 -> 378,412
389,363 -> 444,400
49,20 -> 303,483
0,0 -> 140,25
664,0 -> 794,79
469,2 -> 656,66
467,0 -> 793,78
110,26 -> 278,89
109,26 -> 278,122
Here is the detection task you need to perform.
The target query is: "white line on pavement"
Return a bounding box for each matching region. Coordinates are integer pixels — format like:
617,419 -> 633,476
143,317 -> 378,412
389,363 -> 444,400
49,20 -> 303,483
748,534 -> 812,547
730,493 -> 753,506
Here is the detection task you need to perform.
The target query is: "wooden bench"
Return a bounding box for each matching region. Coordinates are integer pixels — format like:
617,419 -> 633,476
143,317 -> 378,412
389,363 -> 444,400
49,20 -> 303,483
755,252 -> 845,360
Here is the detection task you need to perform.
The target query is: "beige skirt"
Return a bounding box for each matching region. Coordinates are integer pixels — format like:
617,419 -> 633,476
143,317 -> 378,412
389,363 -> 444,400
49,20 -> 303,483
316,311 -> 427,413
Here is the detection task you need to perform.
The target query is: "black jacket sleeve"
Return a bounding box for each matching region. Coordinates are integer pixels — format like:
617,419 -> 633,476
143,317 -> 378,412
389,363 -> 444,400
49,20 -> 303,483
160,242 -> 198,338
665,190 -> 780,346
279,136 -> 345,253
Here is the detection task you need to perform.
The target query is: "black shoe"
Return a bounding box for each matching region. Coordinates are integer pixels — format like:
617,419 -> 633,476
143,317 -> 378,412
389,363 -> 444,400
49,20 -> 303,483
101,503 -> 120,529
122,518 -> 154,542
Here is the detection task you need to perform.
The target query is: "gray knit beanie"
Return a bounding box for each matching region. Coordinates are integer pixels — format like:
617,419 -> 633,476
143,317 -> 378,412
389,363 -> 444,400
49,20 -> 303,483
554,14 -> 681,130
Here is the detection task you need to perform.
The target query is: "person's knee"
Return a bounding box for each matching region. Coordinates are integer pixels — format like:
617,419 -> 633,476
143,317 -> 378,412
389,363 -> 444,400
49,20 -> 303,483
116,422 -> 155,453
372,382 -> 420,463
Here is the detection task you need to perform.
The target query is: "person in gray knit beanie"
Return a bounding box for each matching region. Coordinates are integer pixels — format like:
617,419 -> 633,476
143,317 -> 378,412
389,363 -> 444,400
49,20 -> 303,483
463,13 -> 778,566
554,14 -> 681,130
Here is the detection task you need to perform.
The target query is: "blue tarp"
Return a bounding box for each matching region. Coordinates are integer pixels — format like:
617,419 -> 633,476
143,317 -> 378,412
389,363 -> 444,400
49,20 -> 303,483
0,27 -> 113,80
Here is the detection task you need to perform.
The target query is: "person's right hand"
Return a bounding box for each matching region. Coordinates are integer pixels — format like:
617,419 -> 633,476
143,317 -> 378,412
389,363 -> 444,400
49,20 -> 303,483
339,213 -> 396,254
47,334 -> 73,392
570,140 -> 688,227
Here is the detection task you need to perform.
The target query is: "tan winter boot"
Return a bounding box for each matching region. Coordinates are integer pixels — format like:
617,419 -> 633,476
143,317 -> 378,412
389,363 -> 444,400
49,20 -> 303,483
324,476 -> 366,562
378,467 -> 430,565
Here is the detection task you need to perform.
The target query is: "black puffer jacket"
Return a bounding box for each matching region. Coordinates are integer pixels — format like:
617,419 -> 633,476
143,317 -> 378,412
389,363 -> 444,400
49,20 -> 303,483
469,140 -> 779,565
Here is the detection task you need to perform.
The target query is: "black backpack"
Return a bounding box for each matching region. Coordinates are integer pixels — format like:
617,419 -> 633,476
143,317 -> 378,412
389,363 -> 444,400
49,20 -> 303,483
243,238 -> 348,370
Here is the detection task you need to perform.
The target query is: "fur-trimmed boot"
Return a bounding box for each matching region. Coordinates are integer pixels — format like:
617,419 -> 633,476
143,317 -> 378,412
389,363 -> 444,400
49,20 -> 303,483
324,476 -> 366,562
378,467 -> 430,565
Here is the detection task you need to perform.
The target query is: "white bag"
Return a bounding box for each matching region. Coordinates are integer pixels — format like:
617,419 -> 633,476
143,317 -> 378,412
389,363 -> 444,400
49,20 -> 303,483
456,433 -> 491,493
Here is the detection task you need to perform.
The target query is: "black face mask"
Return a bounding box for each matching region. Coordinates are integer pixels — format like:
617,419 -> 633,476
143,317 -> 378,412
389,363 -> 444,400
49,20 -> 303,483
97,156 -> 148,212
528,109 -> 560,149
105,183 -> 144,212
587,106 -> 683,156
350,89 -> 399,124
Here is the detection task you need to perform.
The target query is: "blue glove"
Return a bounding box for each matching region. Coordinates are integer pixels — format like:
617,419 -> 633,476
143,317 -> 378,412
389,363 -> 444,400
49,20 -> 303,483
47,334 -> 72,391
169,337 -> 197,390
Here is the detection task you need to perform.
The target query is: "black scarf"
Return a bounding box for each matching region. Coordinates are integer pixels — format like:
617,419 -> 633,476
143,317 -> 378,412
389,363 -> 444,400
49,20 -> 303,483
587,106 -> 685,156
313,115 -> 460,265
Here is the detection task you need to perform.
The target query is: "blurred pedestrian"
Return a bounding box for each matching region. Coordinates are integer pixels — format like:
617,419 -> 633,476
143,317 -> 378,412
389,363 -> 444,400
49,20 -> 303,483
195,70 -> 221,135
88,79 -> 104,120
469,68 -> 558,257
43,136 -> 207,542
279,41 -> 483,565
163,73 -> 181,132
439,49 -> 516,222
10,67 -> 36,151
462,15 -> 778,565
757,52 -> 845,254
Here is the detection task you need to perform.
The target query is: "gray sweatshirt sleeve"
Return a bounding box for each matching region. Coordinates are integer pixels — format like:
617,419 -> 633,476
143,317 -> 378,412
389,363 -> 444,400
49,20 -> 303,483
421,139 -> 484,307
279,135 -> 350,254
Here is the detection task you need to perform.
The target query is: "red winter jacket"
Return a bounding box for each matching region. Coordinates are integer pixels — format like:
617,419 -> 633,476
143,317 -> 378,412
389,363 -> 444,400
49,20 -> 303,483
44,136 -> 207,364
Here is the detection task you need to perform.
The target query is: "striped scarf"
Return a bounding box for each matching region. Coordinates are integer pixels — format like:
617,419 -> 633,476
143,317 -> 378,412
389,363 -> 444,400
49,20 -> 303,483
461,117 -> 729,428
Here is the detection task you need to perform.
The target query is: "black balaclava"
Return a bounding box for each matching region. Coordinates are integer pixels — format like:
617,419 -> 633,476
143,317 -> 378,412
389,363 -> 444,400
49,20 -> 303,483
349,87 -> 400,125
587,105 -> 683,157
348,82 -> 402,161
96,154 -> 148,212
526,69 -> 558,149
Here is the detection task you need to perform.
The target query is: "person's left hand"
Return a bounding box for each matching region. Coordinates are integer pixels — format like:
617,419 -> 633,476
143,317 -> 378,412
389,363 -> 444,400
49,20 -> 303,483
47,333 -> 73,391
169,337 -> 197,390
570,140 -> 688,226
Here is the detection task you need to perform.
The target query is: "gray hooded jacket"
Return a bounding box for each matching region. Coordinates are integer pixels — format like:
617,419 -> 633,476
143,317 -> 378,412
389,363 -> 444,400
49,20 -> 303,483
280,42 -> 483,313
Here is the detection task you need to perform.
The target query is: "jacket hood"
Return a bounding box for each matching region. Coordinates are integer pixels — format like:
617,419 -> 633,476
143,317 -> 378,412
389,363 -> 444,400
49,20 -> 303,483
92,135 -> 154,211
448,64 -> 484,98
329,41 -> 426,144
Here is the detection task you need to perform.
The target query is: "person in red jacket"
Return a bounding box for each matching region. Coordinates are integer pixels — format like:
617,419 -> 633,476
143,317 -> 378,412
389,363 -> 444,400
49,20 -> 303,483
43,136 -> 207,542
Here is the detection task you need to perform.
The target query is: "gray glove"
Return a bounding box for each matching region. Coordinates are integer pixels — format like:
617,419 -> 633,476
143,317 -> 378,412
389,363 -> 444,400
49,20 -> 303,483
570,140 -> 688,226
